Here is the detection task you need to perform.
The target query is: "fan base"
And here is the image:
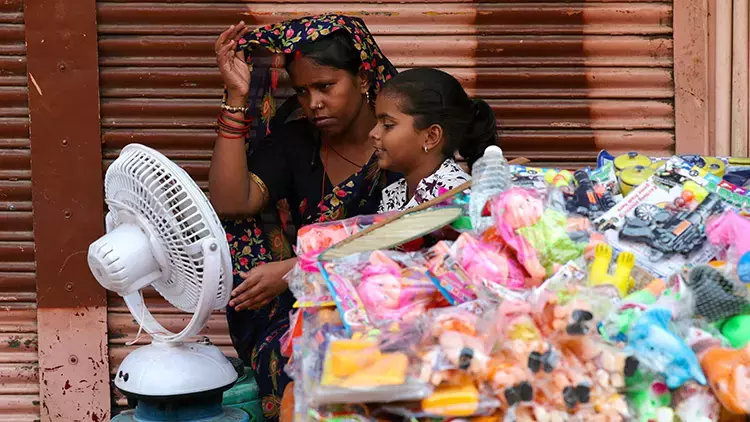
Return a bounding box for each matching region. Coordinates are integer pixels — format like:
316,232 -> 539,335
115,341 -> 238,397
113,405 -> 248,422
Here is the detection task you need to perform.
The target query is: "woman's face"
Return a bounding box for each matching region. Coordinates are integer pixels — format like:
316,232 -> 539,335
288,56 -> 366,137
370,93 -> 426,173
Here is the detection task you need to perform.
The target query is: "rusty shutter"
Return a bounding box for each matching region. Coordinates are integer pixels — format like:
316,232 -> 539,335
0,0 -> 40,420
97,0 -> 674,409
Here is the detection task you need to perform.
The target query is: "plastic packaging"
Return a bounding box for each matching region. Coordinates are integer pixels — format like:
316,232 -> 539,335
424,241 -> 477,305
706,209 -> 750,283
490,187 -> 601,286
320,250 -> 448,334
469,146 -> 511,233
450,232 -> 529,292
296,213 -> 392,255
287,253 -> 335,308
593,180 -> 725,278
299,310 -> 433,407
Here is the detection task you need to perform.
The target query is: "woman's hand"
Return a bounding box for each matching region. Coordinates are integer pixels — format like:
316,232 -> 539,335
215,22 -> 251,102
229,259 -> 297,311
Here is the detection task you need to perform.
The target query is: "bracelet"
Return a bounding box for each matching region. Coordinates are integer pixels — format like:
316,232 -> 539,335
216,128 -> 246,139
221,102 -> 249,115
216,114 -> 250,134
221,109 -> 252,124
249,172 -> 270,205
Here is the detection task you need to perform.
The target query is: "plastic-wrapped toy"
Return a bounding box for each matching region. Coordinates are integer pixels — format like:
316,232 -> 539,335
303,321 -> 432,406
625,307 -> 706,389
685,265 -> 750,323
721,314 -> 750,348
425,241 -> 477,305
491,187 -> 601,285
699,343 -> 750,415
628,379 -> 671,422
618,192 -> 724,262
706,209 -> 750,283
671,381 -> 720,422
296,213 -> 390,254
451,233 -> 530,291
321,250 -> 448,333
287,253 -> 335,308
589,243 -> 635,297
565,169 -> 617,219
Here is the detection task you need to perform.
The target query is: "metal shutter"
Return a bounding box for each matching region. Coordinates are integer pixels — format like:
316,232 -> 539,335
97,0 -> 674,409
0,0 -> 40,420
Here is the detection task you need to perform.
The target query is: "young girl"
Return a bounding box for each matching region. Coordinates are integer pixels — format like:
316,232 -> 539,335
370,68 -> 498,212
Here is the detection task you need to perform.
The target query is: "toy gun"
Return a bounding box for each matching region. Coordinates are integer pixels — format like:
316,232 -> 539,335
619,193 -> 723,261
565,169 -> 617,219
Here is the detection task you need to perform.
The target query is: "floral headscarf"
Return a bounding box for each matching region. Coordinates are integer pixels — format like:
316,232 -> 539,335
232,14 -> 398,141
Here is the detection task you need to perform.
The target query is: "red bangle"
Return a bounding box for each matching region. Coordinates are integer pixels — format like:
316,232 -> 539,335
220,109 -> 252,124
216,127 -> 247,139
217,115 -> 250,133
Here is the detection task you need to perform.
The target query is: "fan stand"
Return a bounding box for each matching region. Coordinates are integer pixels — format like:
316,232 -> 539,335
112,340 -> 249,422
108,239 -> 245,422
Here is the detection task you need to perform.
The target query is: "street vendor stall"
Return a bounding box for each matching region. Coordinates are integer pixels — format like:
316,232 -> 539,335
279,149 -> 750,421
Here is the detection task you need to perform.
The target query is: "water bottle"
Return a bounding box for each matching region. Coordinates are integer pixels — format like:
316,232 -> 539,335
469,146 -> 511,232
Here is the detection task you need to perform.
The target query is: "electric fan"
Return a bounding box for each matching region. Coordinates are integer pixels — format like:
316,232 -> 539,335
87,144 -> 247,421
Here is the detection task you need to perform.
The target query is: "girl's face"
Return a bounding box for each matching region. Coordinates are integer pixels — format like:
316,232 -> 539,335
370,93 -> 429,173
288,56 -> 367,137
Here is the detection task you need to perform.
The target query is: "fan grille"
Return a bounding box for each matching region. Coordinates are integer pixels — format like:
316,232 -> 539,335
105,145 -> 231,313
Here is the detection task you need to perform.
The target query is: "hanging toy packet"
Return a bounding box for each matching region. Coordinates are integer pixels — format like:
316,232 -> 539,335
320,250 -> 448,334
424,241 -> 477,305
292,213 -> 394,308
489,187 -> 602,286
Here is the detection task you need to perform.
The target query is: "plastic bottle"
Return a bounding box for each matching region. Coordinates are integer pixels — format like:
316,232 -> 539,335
469,146 -> 511,232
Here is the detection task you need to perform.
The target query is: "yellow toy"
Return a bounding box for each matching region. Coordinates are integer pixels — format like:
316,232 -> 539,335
421,377 -> 480,417
321,339 -> 409,388
589,243 -> 635,297
544,169 -> 574,188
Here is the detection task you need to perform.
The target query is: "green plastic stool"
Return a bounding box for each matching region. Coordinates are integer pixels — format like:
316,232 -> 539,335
223,358 -> 266,422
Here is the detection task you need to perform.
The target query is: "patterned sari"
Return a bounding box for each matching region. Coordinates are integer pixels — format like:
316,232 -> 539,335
220,15 -> 397,420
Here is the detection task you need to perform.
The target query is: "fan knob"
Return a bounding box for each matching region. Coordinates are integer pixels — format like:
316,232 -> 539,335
88,224 -> 162,296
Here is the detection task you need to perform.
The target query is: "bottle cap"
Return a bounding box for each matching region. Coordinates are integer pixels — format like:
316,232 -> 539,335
484,145 -> 503,157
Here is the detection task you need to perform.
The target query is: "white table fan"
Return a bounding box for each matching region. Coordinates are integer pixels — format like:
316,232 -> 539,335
87,144 -> 238,399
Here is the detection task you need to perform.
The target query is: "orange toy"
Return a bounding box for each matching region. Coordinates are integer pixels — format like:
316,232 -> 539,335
700,344 -> 750,415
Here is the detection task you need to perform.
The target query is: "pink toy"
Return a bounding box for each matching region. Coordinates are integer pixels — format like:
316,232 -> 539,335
453,233 -> 529,290
707,210 -> 750,261
355,251 -> 445,324
491,188 -> 598,286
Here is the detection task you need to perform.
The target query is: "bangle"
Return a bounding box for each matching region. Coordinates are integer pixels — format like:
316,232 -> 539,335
249,172 -> 270,205
216,114 -> 250,133
216,128 -> 246,139
221,102 -> 249,115
221,109 -> 252,124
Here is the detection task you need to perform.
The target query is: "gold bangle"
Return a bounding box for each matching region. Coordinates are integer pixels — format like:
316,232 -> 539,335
249,172 -> 270,205
221,102 -> 249,114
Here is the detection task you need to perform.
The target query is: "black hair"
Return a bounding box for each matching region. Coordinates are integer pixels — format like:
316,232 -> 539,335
381,68 -> 498,169
285,30 -> 375,97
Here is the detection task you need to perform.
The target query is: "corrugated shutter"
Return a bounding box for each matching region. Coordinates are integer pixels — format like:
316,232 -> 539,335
98,0 -> 673,409
0,0 -> 40,420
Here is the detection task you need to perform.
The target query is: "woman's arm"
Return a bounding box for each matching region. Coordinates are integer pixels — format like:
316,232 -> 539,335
209,22 -> 268,218
209,108 -> 268,218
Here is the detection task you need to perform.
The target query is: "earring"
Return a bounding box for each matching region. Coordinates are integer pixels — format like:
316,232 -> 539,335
365,91 -> 371,104
423,145 -> 429,153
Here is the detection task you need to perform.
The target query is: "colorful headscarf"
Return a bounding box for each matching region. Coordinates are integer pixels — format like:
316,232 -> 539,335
233,14 -> 398,142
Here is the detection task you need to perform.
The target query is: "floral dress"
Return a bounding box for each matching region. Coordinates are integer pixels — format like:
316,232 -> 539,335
378,158 -> 471,213
224,119 -> 398,420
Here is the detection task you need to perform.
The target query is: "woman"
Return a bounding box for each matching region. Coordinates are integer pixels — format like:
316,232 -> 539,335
209,15 -> 398,420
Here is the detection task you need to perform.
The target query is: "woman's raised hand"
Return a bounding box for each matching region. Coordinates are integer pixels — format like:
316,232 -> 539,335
215,22 -> 251,103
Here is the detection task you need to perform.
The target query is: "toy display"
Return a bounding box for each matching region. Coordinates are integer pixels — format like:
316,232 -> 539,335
276,149 -> 750,421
